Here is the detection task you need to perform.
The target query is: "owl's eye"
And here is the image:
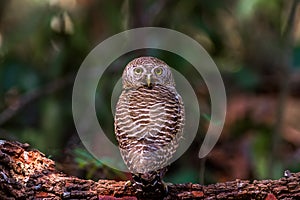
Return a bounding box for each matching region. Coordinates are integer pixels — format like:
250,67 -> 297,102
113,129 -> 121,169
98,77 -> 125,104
134,67 -> 143,75
154,67 -> 163,75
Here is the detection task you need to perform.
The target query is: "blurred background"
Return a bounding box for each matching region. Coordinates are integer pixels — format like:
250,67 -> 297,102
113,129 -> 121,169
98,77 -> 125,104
1,0 -> 300,185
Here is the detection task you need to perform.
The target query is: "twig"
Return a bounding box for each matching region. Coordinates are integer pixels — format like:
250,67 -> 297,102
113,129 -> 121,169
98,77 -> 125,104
0,74 -> 74,125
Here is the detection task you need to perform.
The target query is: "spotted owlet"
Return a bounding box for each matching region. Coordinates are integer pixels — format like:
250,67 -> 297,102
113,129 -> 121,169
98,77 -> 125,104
114,56 -> 185,195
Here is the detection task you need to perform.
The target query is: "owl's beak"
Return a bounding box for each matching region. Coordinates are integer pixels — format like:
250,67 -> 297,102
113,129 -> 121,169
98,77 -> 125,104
146,74 -> 151,87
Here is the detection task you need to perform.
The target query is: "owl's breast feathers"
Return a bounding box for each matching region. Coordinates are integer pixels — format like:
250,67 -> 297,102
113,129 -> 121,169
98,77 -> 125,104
114,85 -> 184,173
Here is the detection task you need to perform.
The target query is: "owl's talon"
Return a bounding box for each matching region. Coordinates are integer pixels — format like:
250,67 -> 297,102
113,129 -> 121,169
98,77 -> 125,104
162,181 -> 170,195
123,180 -> 133,190
125,180 -> 132,186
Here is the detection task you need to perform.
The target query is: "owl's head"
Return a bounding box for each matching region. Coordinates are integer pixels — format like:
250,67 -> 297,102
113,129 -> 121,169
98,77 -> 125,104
122,56 -> 175,89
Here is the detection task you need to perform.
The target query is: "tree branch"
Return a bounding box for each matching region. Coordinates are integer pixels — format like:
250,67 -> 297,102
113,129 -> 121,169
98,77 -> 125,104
0,140 -> 300,199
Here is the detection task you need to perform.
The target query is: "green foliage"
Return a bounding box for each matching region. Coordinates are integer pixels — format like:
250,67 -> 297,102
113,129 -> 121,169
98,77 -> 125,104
165,167 -> 199,184
233,67 -> 259,90
74,148 -> 126,180
236,0 -> 282,22
252,129 -> 272,179
293,47 -> 300,68
251,127 -> 285,180
74,148 -> 103,167
74,148 -> 103,179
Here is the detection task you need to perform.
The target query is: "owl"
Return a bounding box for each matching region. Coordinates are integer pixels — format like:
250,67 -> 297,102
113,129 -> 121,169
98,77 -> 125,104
114,56 -> 185,195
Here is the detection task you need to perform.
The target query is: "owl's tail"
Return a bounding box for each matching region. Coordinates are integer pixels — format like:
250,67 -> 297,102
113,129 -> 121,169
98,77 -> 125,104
132,168 -> 168,198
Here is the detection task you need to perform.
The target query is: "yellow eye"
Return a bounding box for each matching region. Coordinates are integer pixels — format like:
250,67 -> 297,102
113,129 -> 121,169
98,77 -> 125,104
154,67 -> 163,75
134,67 -> 143,75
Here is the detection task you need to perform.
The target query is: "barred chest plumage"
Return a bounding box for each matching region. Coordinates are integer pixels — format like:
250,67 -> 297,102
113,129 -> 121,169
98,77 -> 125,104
114,84 -> 184,174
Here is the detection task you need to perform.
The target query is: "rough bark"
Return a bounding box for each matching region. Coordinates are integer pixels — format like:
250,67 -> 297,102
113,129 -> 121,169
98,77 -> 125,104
0,140 -> 299,200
